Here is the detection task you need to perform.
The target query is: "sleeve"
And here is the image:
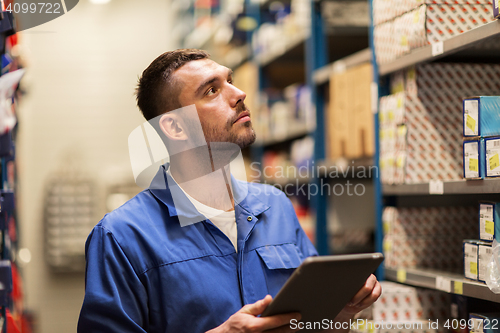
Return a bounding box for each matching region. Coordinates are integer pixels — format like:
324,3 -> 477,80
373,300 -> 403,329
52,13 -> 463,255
77,225 -> 149,333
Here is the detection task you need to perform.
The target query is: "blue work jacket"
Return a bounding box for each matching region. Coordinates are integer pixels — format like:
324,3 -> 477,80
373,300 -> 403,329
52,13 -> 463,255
77,164 -> 317,333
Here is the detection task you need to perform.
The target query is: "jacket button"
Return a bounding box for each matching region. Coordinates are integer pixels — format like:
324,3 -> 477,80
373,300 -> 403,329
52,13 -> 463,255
247,216 -> 253,222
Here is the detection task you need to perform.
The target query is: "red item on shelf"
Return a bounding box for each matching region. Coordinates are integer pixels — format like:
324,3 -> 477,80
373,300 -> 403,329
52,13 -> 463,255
6,309 -> 21,333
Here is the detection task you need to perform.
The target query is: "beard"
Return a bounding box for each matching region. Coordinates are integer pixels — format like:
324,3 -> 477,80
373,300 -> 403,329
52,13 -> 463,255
202,103 -> 257,149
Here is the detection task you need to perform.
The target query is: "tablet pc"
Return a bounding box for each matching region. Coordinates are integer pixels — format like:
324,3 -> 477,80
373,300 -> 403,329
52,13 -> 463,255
261,252 -> 384,330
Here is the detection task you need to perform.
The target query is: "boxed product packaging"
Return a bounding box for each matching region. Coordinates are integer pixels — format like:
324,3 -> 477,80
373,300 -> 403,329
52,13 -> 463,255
380,63 -> 500,184
479,202 -> 497,242
463,139 -> 486,179
372,281 -> 451,322
478,242 -> 492,283
374,4 -> 495,65
328,63 -> 374,160
495,0 -> 500,19
384,206 -> 478,272
373,0 -> 494,26
463,240 -> 492,282
463,96 -> 500,137
469,313 -> 500,333
464,240 -> 479,280
485,136 -> 500,177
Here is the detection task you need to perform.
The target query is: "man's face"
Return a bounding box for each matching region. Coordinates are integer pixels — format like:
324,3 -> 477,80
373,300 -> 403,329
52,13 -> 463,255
174,59 -> 256,149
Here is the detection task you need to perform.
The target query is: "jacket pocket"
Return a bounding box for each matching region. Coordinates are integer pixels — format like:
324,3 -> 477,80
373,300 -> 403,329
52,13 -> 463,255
256,243 -> 303,296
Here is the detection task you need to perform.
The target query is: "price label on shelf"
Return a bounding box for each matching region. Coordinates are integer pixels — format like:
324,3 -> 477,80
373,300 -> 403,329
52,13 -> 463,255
397,269 -> 407,283
431,41 -> 444,56
454,281 -> 463,295
429,180 -> 444,195
436,276 -> 451,293
333,61 -> 347,74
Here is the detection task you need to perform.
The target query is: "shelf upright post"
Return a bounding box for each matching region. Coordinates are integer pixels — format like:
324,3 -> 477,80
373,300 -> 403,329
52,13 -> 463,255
307,0 -> 329,255
369,0 -> 387,280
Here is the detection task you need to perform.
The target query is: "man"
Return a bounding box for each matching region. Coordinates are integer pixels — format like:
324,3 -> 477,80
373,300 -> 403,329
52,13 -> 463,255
77,49 -> 381,333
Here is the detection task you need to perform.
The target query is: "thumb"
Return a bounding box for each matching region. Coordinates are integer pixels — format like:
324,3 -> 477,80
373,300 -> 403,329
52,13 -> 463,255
241,295 -> 273,316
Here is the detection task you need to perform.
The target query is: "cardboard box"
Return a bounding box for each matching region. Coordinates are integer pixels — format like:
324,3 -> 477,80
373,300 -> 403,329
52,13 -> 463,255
463,96 -> 500,137
374,4 -> 496,65
372,281 -> 451,322
384,206 -> 478,272
469,313 -> 500,333
478,242 -> 492,283
463,139 -> 486,179
463,240 -> 479,280
373,0 -> 494,26
380,63 -> 500,184
328,63 -> 374,160
479,202 -> 497,242
485,136 -> 500,177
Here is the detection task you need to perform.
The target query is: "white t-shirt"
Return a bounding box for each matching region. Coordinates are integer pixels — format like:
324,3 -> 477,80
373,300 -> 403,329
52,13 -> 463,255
168,170 -> 237,251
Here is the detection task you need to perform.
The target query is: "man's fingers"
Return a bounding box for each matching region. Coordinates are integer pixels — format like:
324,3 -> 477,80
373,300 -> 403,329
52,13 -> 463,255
349,274 -> 377,306
258,313 -> 301,332
354,280 -> 382,310
241,295 -> 273,316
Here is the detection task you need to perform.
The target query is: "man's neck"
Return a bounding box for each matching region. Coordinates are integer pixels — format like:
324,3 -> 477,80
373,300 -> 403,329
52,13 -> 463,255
169,156 -> 235,212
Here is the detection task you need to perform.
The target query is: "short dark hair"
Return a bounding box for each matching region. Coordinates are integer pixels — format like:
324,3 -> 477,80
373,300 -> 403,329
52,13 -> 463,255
136,49 -> 210,121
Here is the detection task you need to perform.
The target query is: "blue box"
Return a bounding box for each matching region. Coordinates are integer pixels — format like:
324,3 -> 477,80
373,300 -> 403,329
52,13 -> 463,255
0,260 -> 11,307
469,313 -> 500,333
485,137 -> 500,177
463,139 -> 486,179
464,96 -> 500,137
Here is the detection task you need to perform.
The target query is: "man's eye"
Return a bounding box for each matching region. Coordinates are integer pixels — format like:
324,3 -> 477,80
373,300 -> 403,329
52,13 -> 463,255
228,79 -> 233,85
206,87 -> 217,96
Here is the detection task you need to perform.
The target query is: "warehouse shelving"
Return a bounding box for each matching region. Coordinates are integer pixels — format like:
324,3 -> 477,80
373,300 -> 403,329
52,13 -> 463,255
379,20 -> 500,76
313,48 -> 371,85
383,179 -> 500,196
385,268 -> 500,303
369,0 -> 500,302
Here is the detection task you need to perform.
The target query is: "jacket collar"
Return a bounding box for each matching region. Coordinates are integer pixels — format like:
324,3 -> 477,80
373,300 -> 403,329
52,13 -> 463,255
149,163 -> 270,219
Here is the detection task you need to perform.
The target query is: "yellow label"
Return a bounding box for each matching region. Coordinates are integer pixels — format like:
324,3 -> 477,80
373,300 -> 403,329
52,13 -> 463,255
469,158 -> 478,172
383,239 -> 392,252
413,11 -> 420,23
470,261 -> 478,275
401,35 -> 408,47
454,281 -> 463,295
388,111 -> 394,121
407,67 -> 416,80
490,154 -> 500,170
397,156 -> 405,168
485,220 -> 494,235
383,221 -> 391,234
397,97 -> 403,108
466,115 -> 476,133
397,269 -> 407,283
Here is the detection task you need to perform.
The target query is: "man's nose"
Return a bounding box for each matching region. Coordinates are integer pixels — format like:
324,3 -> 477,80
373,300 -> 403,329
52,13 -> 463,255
228,83 -> 246,108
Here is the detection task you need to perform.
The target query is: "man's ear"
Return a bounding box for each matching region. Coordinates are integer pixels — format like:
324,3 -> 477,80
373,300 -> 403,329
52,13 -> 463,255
159,113 -> 188,142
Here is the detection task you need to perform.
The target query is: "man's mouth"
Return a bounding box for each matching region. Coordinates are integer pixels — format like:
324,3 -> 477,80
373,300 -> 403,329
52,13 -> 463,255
233,111 -> 251,124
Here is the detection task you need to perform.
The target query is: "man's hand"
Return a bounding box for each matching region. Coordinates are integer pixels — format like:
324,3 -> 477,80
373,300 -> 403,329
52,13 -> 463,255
342,274 -> 381,315
327,274 -> 382,333
207,295 -> 301,333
